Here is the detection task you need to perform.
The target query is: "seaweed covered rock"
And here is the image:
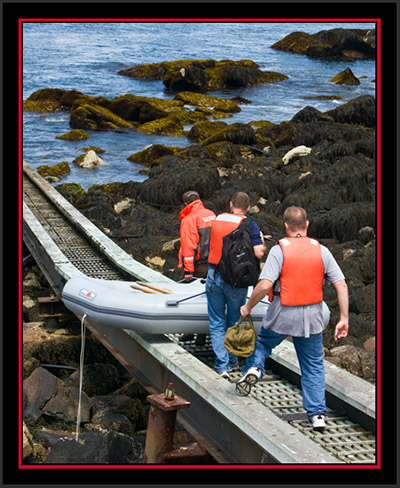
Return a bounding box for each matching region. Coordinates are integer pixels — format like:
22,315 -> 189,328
127,144 -> 181,167
23,88 -> 85,112
174,91 -> 241,114
55,129 -> 90,141
201,122 -> 257,146
119,58 -> 288,92
37,161 -> 70,177
271,28 -> 376,59
330,67 -> 360,85
326,95 -> 376,127
106,94 -> 183,122
136,155 -> 221,207
70,100 -> 134,131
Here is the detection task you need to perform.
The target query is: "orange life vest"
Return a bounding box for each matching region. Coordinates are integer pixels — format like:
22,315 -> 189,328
276,237 -> 324,306
208,213 -> 245,266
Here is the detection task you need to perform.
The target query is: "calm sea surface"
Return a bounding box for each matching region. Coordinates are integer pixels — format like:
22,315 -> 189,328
23,21 -> 376,190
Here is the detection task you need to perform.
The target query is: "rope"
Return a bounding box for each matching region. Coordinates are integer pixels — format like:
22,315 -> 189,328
75,313 -> 87,442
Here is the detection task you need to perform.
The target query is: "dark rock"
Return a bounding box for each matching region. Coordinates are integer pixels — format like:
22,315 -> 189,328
119,58 -> 288,92
326,95 -> 376,127
358,226 -> 375,244
164,63 -> 211,92
55,129 -> 90,141
70,100 -> 133,131
330,67 -> 360,85
44,430 -> 142,464
23,404 -> 43,425
23,367 -> 62,409
291,106 -> 333,124
67,363 -> 122,396
23,88 -> 85,112
308,202 -> 375,242
136,155 -> 221,207
42,385 -> 91,423
202,122 -> 257,146
271,28 -> 376,60
127,144 -> 180,167
329,344 -> 375,381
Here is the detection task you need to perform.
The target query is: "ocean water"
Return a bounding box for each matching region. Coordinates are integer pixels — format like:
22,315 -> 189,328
22,21 -> 376,190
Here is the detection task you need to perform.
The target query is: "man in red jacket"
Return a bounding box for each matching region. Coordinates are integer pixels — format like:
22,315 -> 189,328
178,190 -> 216,345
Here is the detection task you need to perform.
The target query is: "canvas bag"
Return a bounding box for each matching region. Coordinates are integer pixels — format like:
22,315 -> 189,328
224,315 -> 257,357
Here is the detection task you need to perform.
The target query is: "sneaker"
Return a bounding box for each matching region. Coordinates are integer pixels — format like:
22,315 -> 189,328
228,361 -> 240,373
218,370 -> 230,379
311,414 -> 326,430
235,367 -> 262,396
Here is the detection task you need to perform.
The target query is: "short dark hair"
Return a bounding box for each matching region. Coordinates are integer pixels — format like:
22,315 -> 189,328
231,192 -> 250,210
182,190 -> 200,204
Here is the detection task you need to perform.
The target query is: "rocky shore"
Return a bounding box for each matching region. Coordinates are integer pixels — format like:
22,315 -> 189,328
23,28 -> 377,464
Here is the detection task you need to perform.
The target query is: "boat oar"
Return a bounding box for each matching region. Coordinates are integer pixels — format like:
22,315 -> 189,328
130,284 -> 159,294
136,282 -> 175,294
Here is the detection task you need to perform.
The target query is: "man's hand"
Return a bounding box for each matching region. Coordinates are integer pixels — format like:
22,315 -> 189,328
240,304 -> 251,317
184,273 -> 194,282
334,320 -> 349,340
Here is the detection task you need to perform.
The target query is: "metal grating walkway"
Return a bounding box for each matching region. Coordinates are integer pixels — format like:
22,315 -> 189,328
167,335 -> 376,464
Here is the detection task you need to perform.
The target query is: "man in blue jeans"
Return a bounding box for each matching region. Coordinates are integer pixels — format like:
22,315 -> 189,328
206,192 -> 265,379
237,206 -> 349,430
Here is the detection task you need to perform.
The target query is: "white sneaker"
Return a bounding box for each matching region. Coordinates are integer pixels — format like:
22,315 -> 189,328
236,367 -> 262,396
218,370 -> 230,379
311,414 -> 326,430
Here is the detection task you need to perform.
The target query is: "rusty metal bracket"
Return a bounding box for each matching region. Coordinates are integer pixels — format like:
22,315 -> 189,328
143,383 -> 191,464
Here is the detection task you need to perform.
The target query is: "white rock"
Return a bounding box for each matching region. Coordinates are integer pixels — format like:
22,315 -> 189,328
79,150 -> 105,169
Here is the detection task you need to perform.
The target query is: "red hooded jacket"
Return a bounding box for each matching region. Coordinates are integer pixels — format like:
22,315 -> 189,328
178,200 -> 216,274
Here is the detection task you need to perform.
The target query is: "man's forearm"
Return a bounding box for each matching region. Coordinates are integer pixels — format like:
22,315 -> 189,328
241,279 -> 273,315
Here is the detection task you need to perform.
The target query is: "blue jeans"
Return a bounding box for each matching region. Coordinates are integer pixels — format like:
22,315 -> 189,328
206,268 -> 248,372
243,327 -> 326,420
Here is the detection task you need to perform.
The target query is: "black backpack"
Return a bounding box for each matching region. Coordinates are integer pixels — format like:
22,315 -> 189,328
217,218 -> 260,288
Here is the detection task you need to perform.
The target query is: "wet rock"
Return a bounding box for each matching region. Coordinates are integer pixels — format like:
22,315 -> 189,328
70,100 -> 134,131
201,122 -> 257,146
164,63 -> 211,92
330,67 -> 360,85
175,91 -> 241,114
55,129 -> 90,141
188,120 -> 229,143
119,58 -> 288,92
43,430 -> 142,464
326,94 -> 375,128
23,88 -> 85,112
37,161 -> 70,177
271,28 -> 376,59
107,93 -> 183,122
